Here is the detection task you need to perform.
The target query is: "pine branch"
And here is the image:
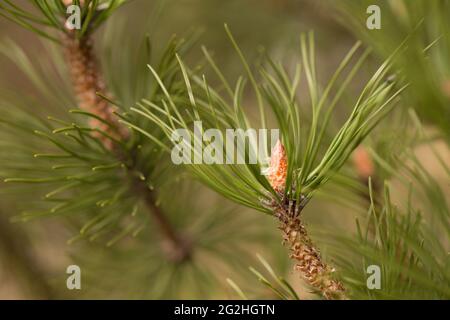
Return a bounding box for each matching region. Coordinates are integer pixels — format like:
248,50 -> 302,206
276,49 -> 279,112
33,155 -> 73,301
132,177 -> 191,263
263,142 -> 346,299
60,21 -> 191,262
0,0 -> 193,263
128,29 -> 406,299
62,31 -> 127,150
279,214 -> 346,299
266,193 -> 347,299
264,139 -> 346,298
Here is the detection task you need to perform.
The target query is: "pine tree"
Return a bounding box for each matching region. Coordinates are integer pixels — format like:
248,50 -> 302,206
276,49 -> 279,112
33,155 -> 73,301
0,0 -> 448,300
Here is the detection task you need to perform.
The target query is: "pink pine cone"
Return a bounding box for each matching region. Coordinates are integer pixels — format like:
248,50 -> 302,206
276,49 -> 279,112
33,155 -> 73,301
352,146 -> 375,179
266,140 -> 288,192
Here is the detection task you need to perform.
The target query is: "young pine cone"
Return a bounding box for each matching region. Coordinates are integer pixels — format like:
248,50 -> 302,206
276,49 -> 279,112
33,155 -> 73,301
352,146 -> 375,180
63,0 -> 85,6
265,140 -> 288,193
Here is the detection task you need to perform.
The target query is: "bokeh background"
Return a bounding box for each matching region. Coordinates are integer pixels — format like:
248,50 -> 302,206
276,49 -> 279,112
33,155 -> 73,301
0,0 -> 448,299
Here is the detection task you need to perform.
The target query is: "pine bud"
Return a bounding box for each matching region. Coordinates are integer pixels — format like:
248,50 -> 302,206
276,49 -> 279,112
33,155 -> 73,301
352,146 -> 375,179
63,0 -> 85,6
266,140 -> 288,192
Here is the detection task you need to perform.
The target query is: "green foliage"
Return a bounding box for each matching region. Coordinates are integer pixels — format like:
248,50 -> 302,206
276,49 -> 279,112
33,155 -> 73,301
65,182 -> 279,299
227,133 -> 450,300
0,0 -> 448,301
227,254 -> 300,300
0,0 -> 128,41
338,0 -> 450,142
0,23 -> 191,242
127,27 -> 405,214
0,1 -> 285,299
318,146 -> 450,299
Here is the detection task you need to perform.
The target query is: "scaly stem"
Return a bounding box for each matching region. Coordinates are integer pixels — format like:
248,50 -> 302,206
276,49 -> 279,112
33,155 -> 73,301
265,141 -> 346,299
279,214 -> 347,300
62,32 -> 126,150
61,31 -> 190,262
270,195 -> 347,300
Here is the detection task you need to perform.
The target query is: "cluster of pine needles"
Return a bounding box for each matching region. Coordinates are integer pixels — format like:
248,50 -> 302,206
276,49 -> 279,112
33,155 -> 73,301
0,0 -> 448,299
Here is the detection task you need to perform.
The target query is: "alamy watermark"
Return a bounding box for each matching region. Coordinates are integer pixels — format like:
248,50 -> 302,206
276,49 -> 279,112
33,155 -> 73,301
65,5 -> 81,30
366,5 -> 381,30
171,121 -> 279,170
366,265 -> 381,290
66,265 -> 81,290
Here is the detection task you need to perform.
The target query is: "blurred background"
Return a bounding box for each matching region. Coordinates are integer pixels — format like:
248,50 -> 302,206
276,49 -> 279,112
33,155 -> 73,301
0,0 -> 448,299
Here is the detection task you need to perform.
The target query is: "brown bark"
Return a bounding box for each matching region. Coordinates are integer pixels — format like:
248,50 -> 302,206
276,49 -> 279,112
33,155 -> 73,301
61,31 -> 190,262
135,181 -> 191,263
62,32 -> 126,150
